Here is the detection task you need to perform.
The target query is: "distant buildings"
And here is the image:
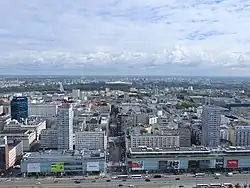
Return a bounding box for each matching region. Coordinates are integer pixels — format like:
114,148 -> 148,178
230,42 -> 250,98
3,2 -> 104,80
201,105 -> 221,148
56,103 -> 74,150
11,96 -> 28,122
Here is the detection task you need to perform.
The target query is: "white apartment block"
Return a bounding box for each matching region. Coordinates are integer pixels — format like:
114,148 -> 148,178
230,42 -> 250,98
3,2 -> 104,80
235,126 -> 250,146
220,126 -> 229,140
75,131 -> 107,150
29,104 -> 57,118
129,135 -> 179,148
57,103 -> 74,150
201,105 -> 221,148
40,129 -> 58,149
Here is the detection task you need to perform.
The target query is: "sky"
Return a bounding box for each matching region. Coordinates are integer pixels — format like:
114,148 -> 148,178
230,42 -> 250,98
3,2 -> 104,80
0,0 -> 250,76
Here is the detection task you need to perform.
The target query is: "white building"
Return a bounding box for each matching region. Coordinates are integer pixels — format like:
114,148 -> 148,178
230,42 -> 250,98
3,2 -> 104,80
57,103 -> 74,150
29,104 -> 57,118
220,125 -> 229,140
235,126 -> 250,146
75,131 -> 107,150
128,135 -> 179,148
40,129 -> 58,149
201,105 -> 221,148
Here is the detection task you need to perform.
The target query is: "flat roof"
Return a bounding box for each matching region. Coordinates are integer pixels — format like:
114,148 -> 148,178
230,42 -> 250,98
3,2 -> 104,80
8,140 -> 22,150
23,150 -> 105,160
129,146 -> 250,154
130,146 -> 210,154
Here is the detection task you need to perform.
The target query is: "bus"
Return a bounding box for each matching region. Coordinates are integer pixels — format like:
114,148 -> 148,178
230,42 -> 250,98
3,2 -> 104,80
116,175 -> 129,179
195,173 -> 206,178
130,174 -> 142,179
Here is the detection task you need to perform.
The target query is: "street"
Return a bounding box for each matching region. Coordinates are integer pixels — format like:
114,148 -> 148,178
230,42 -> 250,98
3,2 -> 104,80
0,174 -> 250,188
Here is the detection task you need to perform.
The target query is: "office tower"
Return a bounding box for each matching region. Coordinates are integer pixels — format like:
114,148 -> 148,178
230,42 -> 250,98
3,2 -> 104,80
11,96 -> 28,122
57,103 -> 73,150
201,105 -> 221,148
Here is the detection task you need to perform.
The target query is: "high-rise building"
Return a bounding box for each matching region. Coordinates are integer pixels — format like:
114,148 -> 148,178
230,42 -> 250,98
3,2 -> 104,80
56,103 -> 73,150
11,96 -> 28,122
201,105 -> 221,148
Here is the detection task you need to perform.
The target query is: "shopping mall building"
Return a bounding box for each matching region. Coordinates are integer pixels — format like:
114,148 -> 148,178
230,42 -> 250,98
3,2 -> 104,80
21,149 -> 106,175
127,146 -> 250,173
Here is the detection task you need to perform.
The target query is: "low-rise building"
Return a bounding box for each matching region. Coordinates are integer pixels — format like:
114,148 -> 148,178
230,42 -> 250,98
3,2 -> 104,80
128,135 -> 180,148
0,130 -> 36,151
21,149 -> 106,174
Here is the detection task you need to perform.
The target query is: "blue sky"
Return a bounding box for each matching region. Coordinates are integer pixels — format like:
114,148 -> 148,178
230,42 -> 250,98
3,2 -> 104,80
0,0 -> 250,75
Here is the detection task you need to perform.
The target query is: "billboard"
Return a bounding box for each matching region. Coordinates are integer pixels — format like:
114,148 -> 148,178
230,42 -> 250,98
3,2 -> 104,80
131,161 -> 144,170
159,160 -> 180,170
51,162 -> 64,172
227,160 -> 238,169
87,162 -> 100,171
27,163 -> 40,173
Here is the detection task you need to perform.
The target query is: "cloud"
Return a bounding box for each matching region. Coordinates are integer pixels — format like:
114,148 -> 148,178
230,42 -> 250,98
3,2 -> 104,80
0,0 -> 250,75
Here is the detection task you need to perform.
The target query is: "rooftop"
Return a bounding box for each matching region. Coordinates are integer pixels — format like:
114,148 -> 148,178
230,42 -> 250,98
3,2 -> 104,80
22,149 -> 105,160
130,146 -> 210,154
129,146 -> 250,154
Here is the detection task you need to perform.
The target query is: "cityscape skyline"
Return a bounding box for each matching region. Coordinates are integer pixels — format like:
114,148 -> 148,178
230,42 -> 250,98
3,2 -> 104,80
0,0 -> 250,75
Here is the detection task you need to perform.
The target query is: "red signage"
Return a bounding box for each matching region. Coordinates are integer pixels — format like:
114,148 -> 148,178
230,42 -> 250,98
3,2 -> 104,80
227,160 -> 238,168
131,161 -> 144,170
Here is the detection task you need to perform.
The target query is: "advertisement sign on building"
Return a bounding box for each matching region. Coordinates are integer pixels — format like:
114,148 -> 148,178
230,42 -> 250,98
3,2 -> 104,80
51,162 -> 64,173
131,161 -> 144,170
227,160 -> 238,169
87,162 -> 100,171
159,160 -> 180,170
27,163 -> 40,173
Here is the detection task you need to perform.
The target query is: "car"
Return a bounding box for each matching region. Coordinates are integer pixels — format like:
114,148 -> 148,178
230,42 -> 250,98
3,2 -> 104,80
53,180 -> 58,183
122,179 -> 127,182
74,180 -> 81,184
118,184 -> 123,187
179,185 -> 184,187
128,185 -> 135,188
145,178 -> 151,182
92,180 -> 96,182
106,179 -> 111,182
175,177 -> 180,180
35,182 -> 41,185
153,175 -> 162,178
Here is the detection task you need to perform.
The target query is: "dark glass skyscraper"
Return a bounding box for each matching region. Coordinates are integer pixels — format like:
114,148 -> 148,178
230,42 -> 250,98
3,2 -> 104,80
10,96 -> 28,122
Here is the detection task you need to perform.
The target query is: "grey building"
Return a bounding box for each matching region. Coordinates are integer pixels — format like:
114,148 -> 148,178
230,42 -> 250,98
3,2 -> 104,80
201,105 -> 221,148
179,126 -> 191,147
57,103 -> 74,150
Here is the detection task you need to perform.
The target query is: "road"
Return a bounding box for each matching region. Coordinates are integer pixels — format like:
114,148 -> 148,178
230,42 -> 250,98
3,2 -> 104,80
0,174 -> 250,188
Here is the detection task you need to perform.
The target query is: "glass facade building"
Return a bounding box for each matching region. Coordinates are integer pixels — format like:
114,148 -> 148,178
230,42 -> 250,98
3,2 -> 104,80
11,96 -> 28,122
